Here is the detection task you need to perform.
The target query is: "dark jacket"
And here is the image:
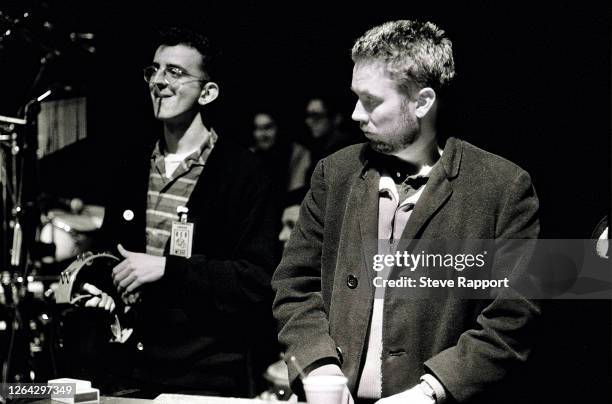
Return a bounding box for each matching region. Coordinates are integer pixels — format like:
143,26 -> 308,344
98,135 -> 279,396
272,137 -> 540,403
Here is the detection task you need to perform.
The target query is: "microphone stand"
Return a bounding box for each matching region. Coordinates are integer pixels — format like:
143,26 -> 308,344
0,114 -> 28,392
0,88 -> 49,386
0,115 -> 27,270
0,10 -> 97,390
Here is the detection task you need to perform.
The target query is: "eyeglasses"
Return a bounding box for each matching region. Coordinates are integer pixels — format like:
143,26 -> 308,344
143,65 -> 207,86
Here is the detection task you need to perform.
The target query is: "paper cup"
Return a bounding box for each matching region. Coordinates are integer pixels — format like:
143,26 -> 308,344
303,374 -> 348,404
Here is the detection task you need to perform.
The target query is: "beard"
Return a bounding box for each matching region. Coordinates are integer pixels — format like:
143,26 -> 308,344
368,112 -> 419,155
369,140 -> 397,154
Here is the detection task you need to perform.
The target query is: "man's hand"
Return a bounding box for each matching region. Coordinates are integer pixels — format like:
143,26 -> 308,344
112,244 -> 166,293
80,283 -> 116,312
306,364 -> 354,404
375,385 -> 435,404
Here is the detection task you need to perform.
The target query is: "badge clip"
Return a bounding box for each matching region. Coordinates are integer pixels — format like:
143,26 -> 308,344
170,206 -> 193,258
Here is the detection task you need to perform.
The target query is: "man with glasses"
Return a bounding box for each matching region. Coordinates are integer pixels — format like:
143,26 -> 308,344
95,26 -> 278,397
303,95 -> 358,167
273,20 -> 540,404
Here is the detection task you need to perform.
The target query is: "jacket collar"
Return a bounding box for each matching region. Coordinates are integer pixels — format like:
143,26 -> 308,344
357,137 -> 462,244
359,136 -> 463,180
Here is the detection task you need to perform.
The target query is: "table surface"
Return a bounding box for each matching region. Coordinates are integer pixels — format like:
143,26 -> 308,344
33,393 -> 300,403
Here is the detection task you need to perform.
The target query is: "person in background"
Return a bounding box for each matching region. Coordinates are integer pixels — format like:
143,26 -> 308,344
251,111 -> 311,192
278,186 -> 309,248
302,95 -> 359,165
258,186 -> 310,401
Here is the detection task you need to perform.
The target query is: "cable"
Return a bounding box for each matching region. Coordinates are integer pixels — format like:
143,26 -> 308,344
2,303 -> 22,386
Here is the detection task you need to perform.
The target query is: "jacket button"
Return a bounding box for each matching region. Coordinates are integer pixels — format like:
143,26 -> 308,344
347,275 -> 358,289
136,342 -> 144,351
123,210 -> 134,221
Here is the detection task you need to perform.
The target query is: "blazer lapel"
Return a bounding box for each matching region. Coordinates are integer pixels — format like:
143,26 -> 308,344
399,137 -> 462,241
357,167 -> 382,289
399,167 -> 452,240
185,136 -> 227,217
134,143 -> 156,251
333,166 -> 379,387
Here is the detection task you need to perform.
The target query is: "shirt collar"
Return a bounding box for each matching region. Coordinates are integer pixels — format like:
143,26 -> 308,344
366,145 -> 441,183
151,128 -> 219,166
361,137 -> 461,180
379,173 -> 428,206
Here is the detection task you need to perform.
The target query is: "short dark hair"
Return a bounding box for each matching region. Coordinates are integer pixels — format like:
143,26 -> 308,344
305,95 -> 341,117
352,20 -> 455,94
155,26 -> 219,81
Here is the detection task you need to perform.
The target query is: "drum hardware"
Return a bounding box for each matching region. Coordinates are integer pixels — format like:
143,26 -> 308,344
0,88 -> 69,396
0,270 -> 58,391
38,205 -> 104,264
53,252 -> 118,305
1,9 -> 98,394
51,252 -> 135,343
0,251 -> 127,392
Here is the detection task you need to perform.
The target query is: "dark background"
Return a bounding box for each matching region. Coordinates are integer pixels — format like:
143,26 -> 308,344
1,0 -> 609,238
1,0 -> 610,401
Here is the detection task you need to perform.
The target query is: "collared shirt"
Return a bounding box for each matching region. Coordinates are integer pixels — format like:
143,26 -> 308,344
357,164 -> 433,399
357,143 -> 444,399
145,129 -> 218,256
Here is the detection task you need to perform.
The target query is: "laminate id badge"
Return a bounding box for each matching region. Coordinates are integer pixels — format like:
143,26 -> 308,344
170,221 -> 194,258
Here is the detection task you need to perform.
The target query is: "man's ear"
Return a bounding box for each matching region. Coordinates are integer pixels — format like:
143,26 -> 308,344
415,87 -> 436,119
198,82 -> 219,106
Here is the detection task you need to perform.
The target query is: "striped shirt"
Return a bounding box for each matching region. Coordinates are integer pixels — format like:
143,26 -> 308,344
145,129 -> 218,256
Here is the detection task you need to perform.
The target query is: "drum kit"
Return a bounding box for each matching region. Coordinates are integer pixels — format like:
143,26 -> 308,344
0,6 -> 105,393
0,191 -> 109,386
39,204 -> 105,264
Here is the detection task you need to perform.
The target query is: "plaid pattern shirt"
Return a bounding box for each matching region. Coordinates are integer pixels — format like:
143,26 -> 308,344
145,129 -> 218,256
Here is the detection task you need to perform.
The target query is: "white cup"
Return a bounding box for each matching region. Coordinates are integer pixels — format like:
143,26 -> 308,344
302,374 -> 349,404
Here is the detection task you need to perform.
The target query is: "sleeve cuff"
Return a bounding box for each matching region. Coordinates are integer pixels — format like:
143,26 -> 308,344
163,255 -> 187,286
421,374 -> 447,404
